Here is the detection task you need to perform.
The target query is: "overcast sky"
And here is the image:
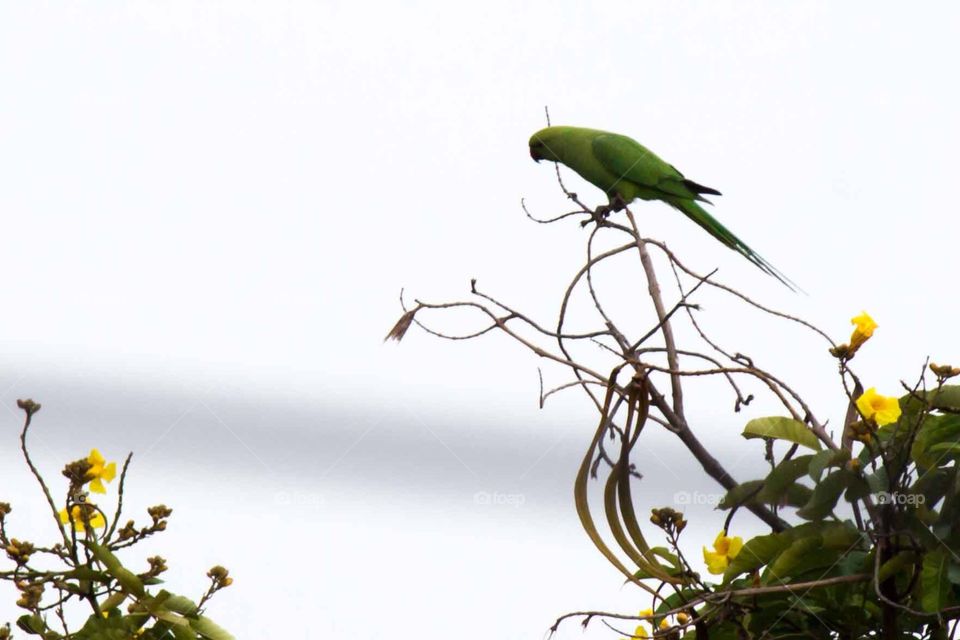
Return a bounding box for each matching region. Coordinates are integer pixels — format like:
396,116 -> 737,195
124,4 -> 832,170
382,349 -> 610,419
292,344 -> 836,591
2,2 -> 959,638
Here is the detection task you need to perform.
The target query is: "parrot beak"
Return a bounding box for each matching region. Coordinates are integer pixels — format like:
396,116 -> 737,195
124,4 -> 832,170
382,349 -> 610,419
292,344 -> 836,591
529,138 -> 551,163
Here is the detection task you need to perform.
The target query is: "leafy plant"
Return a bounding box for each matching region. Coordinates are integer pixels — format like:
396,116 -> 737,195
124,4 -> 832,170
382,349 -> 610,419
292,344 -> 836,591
1,400 -> 235,640
387,169 -> 960,639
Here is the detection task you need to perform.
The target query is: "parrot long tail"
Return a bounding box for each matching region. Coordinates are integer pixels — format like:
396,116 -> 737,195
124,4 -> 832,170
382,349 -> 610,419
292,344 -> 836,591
670,198 -> 799,292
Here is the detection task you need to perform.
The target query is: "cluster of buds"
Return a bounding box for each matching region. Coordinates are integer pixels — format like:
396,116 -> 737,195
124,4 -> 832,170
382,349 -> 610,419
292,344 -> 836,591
650,507 -> 687,535
15,580 -> 43,610
143,555 -> 168,578
16,398 -> 41,417
0,502 -> 10,523
207,565 -> 233,590
147,505 -> 173,530
117,505 -> 172,543
848,420 -> 876,444
930,362 -> 960,382
4,538 -> 35,566
62,458 -> 94,495
828,344 -> 853,360
118,519 -> 138,541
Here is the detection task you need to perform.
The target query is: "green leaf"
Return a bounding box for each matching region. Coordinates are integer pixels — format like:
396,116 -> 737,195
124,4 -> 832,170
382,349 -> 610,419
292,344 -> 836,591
743,595 -> 796,635
99,590 -> 128,613
878,551 -> 917,584
844,473 -> 872,502
71,612 -> 133,640
782,483 -> 815,508
190,615 -> 236,640
170,624 -> 200,640
743,417 -> 822,451
808,449 -> 848,482
913,467 -> 955,506
153,611 -> 192,631
719,480 -> 764,510
756,456 -> 813,504
650,546 -> 680,569
937,475 -> 960,536
929,443 -> 960,457
912,415 -> 960,469
720,480 -> 813,510
901,387 -> 960,432
796,469 -> 854,520
63,566 -> 109,582
723,533 -> 790,582
159,593 -> 200,617
835,549 -> 870,576
922,549 -> 952,612
16,614 -> 47,635
916,386 -> 960,412
766,535 -> 818,578
814,521 -> 863,550
865,467 -> 888,495
84,542 -> 145,598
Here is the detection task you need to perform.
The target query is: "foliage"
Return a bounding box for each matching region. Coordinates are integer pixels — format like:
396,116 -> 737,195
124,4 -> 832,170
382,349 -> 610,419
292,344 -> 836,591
387,170 -> 960,639
1,401 -> 235,640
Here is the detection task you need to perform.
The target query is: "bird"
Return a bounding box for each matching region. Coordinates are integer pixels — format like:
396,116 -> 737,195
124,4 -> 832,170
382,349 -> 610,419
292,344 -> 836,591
529,125 -> 796,291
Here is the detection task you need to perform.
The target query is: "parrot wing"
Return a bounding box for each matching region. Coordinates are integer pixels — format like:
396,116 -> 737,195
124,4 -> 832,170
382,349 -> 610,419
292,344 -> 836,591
592,134 -> 718,202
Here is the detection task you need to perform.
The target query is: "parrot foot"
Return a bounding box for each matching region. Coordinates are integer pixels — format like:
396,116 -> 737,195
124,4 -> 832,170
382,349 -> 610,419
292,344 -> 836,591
581,206 -> 611,228
580,200 -> 622,228
580,205 -> 610,227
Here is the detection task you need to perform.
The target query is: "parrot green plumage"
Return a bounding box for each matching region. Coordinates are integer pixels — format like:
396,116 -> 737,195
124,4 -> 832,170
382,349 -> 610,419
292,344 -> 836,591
529,126 -> 795,290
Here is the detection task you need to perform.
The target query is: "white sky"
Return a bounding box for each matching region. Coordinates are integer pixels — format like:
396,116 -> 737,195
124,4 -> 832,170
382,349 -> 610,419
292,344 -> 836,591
2,2 -> 959,638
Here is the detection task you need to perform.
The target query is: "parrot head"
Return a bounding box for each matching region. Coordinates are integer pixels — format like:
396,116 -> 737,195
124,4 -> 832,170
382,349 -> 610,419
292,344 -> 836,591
528,128 -> 560,163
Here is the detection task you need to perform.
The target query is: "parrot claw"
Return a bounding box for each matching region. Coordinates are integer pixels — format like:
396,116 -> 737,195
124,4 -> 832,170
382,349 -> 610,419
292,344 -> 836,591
581,204 -> 614,228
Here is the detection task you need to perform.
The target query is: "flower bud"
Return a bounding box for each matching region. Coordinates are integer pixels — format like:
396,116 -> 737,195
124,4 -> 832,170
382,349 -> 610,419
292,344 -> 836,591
17,399 -> 41,417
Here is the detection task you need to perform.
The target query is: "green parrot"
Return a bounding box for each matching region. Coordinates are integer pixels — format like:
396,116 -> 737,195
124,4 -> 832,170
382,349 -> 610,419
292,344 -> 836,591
529,126 -> 795,290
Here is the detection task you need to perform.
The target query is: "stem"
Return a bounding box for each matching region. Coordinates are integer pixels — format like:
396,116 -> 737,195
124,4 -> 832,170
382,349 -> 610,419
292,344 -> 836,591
19,409 -> 72,551
626,210 -> 684,416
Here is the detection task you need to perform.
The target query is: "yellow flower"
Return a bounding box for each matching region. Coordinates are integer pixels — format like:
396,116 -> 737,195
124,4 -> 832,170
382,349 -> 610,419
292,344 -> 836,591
856,388 -> 902,426
59,505 -> 105,532
849,312 -> 878,351
703,530 -> 743,575
658,618 -> 671,630
677,612 -> 690,625
86,449 -> 117,494
624,610 -> 653,639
